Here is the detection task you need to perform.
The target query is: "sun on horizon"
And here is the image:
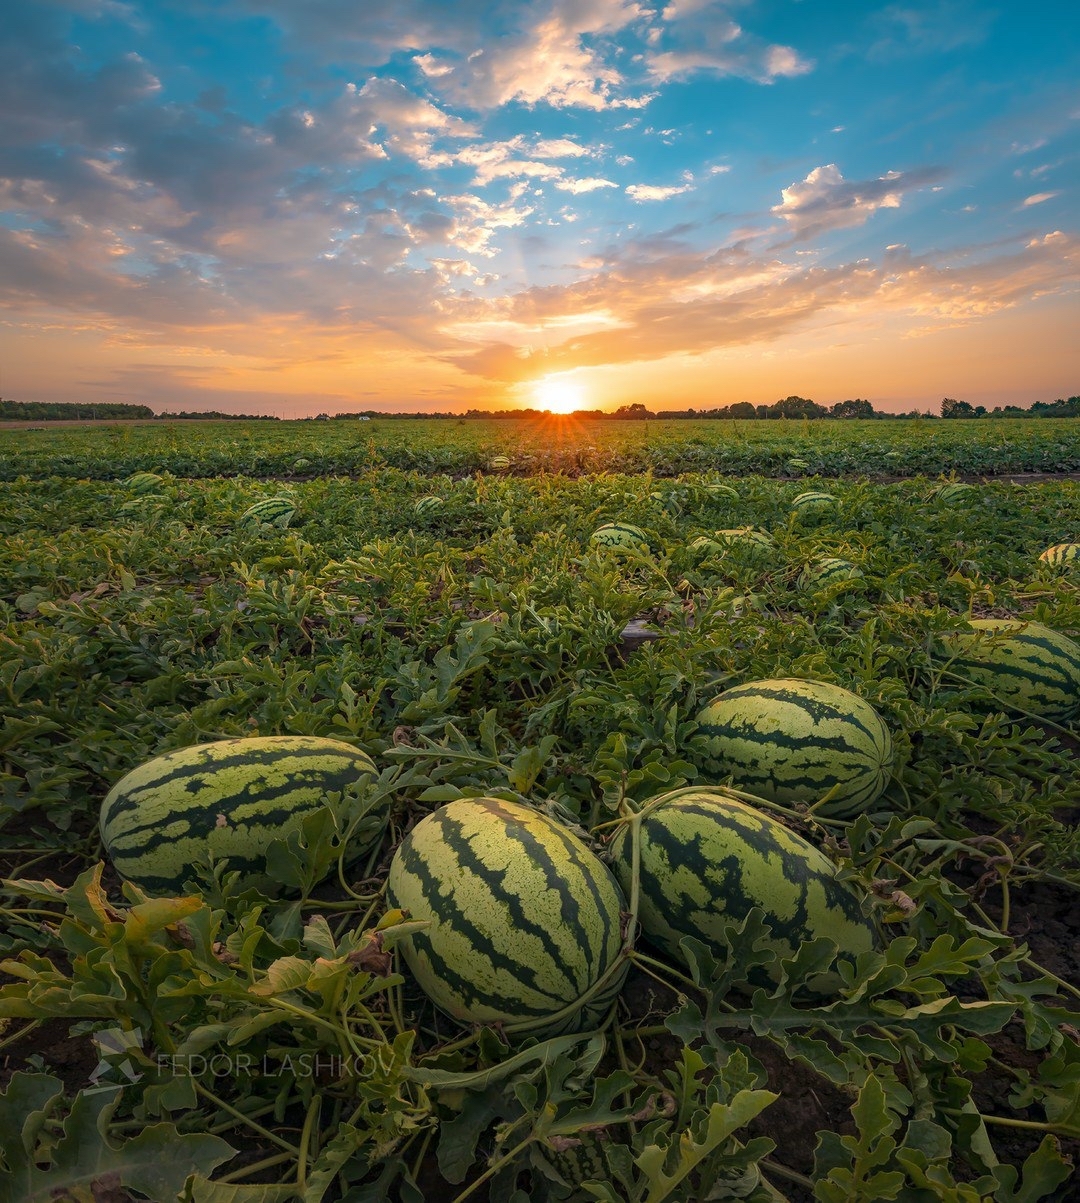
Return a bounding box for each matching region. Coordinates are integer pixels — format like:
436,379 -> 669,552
532,376 -> 587,414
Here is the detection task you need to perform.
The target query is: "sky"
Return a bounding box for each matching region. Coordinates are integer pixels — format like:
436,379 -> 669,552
1,1 -> 1078,417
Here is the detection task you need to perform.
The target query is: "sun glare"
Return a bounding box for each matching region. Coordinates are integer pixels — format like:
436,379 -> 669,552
532,376 -> 585,414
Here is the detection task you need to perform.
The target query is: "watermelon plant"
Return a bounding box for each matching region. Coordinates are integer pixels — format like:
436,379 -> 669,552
1,420 -> 1079,1201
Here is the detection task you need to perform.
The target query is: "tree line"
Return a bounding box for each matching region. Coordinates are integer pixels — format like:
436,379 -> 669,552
4,394 -> 1077,423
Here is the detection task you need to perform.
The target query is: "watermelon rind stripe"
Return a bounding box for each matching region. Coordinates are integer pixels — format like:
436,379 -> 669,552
392,831 -> 571,1013
425,807 -> 584,996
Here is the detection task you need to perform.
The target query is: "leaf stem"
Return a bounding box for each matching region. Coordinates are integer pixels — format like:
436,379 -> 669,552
192,1078 -> 301,1156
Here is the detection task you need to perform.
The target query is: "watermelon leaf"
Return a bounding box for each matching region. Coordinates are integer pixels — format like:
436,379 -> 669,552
0,1075 -> 234,1201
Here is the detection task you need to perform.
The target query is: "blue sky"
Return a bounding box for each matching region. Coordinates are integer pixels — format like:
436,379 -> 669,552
1,0 -> 1077,414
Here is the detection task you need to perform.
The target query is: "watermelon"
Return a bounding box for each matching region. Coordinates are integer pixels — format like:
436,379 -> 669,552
694,678 -> 893,818
240,497 -> 296,527
100,736 -> 379,894
610,788 -> 876,982
123,471 -> 166,494
799,557 -> 864,594
488,454 -> 511,471
1039,543 -> 1080,569
939,619 -> 1080,721
590,522 -> 648,552
387,797 -> 628,1034
791,490 -> 837,517
413,495 -> 443,516
712,527 -> 775,559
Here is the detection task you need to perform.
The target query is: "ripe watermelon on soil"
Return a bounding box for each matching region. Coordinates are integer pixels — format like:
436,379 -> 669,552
387,797 -> 628,1034
694,678 -> 893,818
100,736 -> 379,894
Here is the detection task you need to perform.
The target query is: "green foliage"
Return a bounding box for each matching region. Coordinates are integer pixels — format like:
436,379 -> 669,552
1,422 -> 1079,1199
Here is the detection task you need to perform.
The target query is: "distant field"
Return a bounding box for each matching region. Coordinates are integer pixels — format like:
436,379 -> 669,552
5,415 -> 1080,479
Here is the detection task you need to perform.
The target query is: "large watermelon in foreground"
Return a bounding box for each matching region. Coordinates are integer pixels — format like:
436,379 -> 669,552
100,736 -> 379,894
387,797 -> 628,1035
610,789 -> 876,986
939,619 -> 1080,721
694,678 -> 893,818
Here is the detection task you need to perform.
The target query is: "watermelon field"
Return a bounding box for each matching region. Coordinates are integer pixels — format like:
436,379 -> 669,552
3,416 -> 1080,1202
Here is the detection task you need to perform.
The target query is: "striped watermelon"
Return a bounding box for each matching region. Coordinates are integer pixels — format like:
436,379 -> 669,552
791,490 -> 837,517
240,497 -> 296,527
689,534 -> 723,556
413,495 -> 443,516
590,522 -> 648,552
610,788 -> 876,983
713,527 -> 775,559
799,557 -> 864,595
124,472 -> 166,494
1039,543 -> 1080,569
939,619 -> 1080,721
387,797 -> 628,1034
694,679 -> 893,818
100,736 -> 379,894
488,454 -> 511,471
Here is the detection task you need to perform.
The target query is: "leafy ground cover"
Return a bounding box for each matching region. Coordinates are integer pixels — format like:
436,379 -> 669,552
2,424 -> 1079,1201
6,414 -> 1080,480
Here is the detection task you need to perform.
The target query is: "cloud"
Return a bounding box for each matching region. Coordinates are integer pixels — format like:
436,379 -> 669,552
440,230 -> 1080,383
626,182 -> 694,201
556,176 -> 617,193
532,138 -> 591,158
1021,191 -> 1061,207
772,163 -> 944,238
645,3 -> 812,83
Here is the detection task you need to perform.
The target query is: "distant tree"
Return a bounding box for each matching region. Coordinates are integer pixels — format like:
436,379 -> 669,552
769,395 -> 829,419
830,398 -> 875,419
941,397 -> 976,419
611,403 -> 655,420
727,402 -> 758,419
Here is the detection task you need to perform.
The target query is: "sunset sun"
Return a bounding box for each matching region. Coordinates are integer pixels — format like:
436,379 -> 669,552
532,377 -> 586,414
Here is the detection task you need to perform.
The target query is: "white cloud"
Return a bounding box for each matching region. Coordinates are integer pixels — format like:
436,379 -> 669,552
764,45 -> 812,78
532,138 -> 591,158
1021,191 -> 1061,207
555,176 -> 617,193
646,3 -> 812,84
413,53 -> 454,78
626,181 -> 694,201
772,163 -> 942,238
